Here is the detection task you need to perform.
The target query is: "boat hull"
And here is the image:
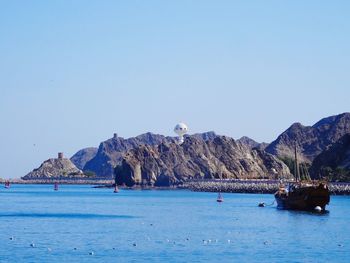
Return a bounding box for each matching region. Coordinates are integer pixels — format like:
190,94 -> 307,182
275,183 -> 330,211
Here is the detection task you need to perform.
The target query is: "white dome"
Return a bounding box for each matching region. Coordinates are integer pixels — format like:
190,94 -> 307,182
174,123 -> 188,136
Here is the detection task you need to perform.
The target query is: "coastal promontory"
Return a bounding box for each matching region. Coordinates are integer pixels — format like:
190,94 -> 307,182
114,136 -> 291,186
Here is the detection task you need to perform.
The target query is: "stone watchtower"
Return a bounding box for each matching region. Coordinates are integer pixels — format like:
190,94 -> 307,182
58,152 -> 64,159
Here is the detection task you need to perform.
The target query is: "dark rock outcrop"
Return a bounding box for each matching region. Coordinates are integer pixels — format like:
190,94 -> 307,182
23,156 -> 84,179
115,136 -> 291,187
70,147 -> 98,170
310,134 -> 350,181
265,113 -> 350,162
84,133 -> 170,178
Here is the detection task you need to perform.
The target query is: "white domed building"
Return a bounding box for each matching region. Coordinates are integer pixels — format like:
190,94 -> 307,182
174,123 -> 188,144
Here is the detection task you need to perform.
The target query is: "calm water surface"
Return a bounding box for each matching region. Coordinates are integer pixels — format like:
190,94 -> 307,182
0,184 -> 349,262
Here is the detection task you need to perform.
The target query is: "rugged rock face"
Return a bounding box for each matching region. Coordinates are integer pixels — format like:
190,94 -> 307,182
70,147 -> 98,170
23,157 -> 84,179
115,136 -> 291,187
265,113 -> 350,162
310,134 -> 350,181
84,133 -> 170,178
189,131 -> 218,141
237,136 -> 259,148
237,136 -> 269,151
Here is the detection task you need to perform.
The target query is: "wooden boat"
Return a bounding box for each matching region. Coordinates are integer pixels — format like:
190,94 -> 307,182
217,193 -> 224,202
274,143 -> 330,211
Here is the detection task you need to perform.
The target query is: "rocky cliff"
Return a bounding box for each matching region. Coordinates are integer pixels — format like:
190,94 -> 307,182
83,133 -> 171,178
23,156 -> 84,179
310,134 -> 350,182
70,147 -> 98,170
265,113 -> 350,162
114,136 -> 291,187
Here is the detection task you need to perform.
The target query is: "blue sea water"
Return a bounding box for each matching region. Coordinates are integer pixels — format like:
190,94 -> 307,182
0,185 -> 349,263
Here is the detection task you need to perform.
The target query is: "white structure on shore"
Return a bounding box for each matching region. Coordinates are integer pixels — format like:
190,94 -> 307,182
174,123 -> 188,144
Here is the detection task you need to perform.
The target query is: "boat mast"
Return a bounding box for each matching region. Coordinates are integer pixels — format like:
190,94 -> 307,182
294,141 -> 300,182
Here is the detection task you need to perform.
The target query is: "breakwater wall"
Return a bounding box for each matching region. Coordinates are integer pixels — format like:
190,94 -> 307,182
1,178 -> 114,185
183,179 -> 350,195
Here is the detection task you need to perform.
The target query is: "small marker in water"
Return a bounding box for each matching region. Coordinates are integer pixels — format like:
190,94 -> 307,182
133,243 -> 137,247
30,243 -> 35,247
89,251 -> 94,255
9,237 -> 14,240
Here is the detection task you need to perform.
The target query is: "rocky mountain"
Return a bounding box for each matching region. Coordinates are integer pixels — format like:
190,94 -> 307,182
189,131 -> 218,141
114,136 -> 291,187
70,147 -> 98,170
310,134 -> 350,182
237,136 -> 259,148
265,113 -> 350,163
23,153 -> 84,179
83,133 -> 170,178
237,136 -> 269,151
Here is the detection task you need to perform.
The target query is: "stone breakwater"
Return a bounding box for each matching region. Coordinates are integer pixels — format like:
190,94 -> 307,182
1,178 -> 114,185
183,180 -> 350,195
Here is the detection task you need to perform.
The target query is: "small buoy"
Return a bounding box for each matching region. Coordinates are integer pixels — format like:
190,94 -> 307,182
89,251 -> 94,255
186,238 -> 189,241
112,247 -> 116,250
133,243 -> 137,247
73,247 -> 77,250
227,239 -> 231,243
263,241 -> 268,245
314,206 -> 322,212
9,237 -> 14,240
258,202 -> 265,207
30,243 -> 35,247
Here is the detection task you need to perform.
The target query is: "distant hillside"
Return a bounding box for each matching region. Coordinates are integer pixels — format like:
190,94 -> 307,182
310,134 -> 350,182
265,113 -> 350,162
115,136 -> 291,187
70,147 -> 98,170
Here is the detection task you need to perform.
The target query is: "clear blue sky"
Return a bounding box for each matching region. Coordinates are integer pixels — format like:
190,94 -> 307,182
1,1 -> 349,179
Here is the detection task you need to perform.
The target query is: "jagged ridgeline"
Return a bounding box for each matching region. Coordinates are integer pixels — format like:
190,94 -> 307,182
23,112 -> 350,183
114,136 -> 290,187
310,134 -> 350,182
266,113 -> 350,163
